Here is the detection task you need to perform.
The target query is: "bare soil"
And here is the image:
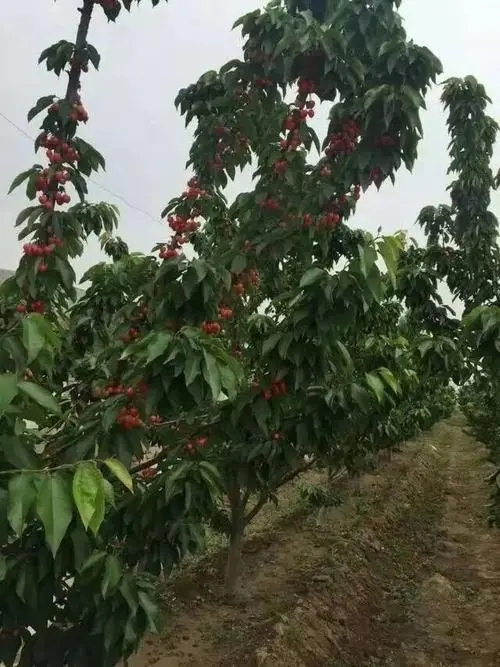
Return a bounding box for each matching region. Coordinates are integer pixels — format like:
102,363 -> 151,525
127,415 -> 500,667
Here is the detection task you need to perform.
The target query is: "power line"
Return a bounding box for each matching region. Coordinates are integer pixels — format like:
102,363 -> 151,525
0,109 -> 162,225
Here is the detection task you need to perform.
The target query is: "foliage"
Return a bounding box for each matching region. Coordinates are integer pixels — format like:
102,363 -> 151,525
0,1 -> 467,665
412,75 -> 500,522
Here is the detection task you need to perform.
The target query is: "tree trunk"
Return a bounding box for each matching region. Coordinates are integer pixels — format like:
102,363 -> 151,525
225,527 -> 244,597
225,484 -> 246,597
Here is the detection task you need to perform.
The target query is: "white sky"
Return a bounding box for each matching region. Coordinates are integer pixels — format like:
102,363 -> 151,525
1,0 -> 499,307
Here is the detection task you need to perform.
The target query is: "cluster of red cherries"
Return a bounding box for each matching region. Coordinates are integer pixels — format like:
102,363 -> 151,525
254,77 -> 274,89
22,236 -> 61,273
48,98 -> 88,125
208,124 -> 249,173
261,79 -> 316,221
120,326 -> 141,344
116,405 -> 143,430
201,320 -> 222,335
128,303 -> 149,324
15,301 -> 45,315
98,381 -> 149,399
253,378 -> 288,401
159,178 -> 206,261
325,118 -> 362,157
231,267 -> 260,298
200,305 -> 234,336
276,78 -> 316,162
184,436 -> 208,455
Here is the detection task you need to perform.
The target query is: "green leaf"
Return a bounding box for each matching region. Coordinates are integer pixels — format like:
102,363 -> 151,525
402,84 -> 425,110
300,267 -> 325,288
335,340 -> 353,371
219,364 -> 238,400
7,473 -> 37,535
365,372 -> 386,403
3,336 -> 26,372
79,550 -> 107,573
262,332 -> 282,356
0,374 -> 19,415
104,458 -> 134,492
86,44 -> 101,70
145,332 -> 172,364
119,574 -> 139,614
418,339 -> 434,357
27,95 -> 55,122
36,474 -> 73,557
103,479 -> 116,507
101,554 -> 122,598
22,315 -> 46,363
377,235 -> 402,288
87,488 -> 105,535
230,254 -> 247,274
2,436 -> 38,470
377,367 -> 400,395
184,355 -> 201,386
350,383 -> 370,412
252,398 -> 271,435
138,590 -> 158,633
8,169 -> 34,195
15,206 -> 41,227
18,381 -> 61,416
202,350 -> 222,401
102,0 -> 122,19
72,462 -> 106,532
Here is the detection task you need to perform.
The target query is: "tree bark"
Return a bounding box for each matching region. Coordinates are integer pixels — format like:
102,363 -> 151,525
224,484 -> 246,597
66,0 -> 95,104
225,526 -> 244,597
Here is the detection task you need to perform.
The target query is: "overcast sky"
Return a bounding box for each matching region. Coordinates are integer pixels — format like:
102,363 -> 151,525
1,0 -> 499,306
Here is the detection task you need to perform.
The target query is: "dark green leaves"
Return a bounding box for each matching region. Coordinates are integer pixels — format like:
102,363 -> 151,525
86,44 -> 101,70
101,555 -> 122,597
201,350 -> 221,401
0,374 -> 19,415
38,40 -> 74,76
72,462 -> 106,533
300,267 -> 326,288
27,95 -> 56,122
7,473 -> 37,535
8,169 -> 35,195
22,315 -> 46,363
71,138 -> 106,175
18,382 -> 61,416
36,474 -> 73,556
100,1 -> 122,21
103,458 -> 133,492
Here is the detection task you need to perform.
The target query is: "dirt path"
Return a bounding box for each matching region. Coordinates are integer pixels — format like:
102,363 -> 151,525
391,417 -> 500,667
128,416 -> 500,667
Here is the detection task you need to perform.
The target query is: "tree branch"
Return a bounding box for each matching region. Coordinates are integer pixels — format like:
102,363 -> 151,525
244,458 -> 317,525
66,1 -> 95,104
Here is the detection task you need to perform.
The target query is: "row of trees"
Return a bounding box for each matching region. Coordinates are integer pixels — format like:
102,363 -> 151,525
0,0 -> 491,665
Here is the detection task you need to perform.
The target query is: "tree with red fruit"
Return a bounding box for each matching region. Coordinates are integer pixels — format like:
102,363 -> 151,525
0,0 -> 461,664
